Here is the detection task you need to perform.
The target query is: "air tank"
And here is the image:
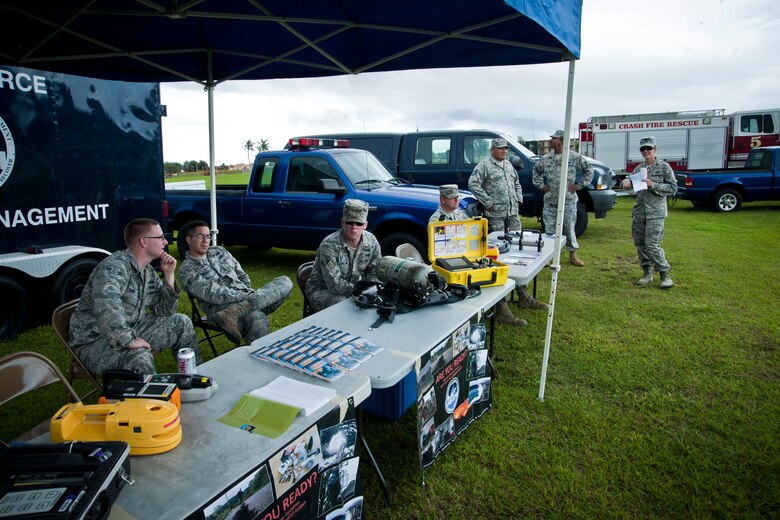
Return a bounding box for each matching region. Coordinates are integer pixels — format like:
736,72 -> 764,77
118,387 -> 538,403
376,256 -> 432,292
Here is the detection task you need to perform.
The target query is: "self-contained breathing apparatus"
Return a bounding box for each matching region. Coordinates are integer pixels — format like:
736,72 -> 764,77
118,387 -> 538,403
352,256 -> 480,330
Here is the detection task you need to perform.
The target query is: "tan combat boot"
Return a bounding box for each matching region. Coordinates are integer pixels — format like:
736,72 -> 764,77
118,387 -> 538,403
495,299 -> 527,326
212,300 -> 251,344
569,250 -> 584,267
637,267 -> 653,286
659,272 -> 674,289
515,286 -> 548,310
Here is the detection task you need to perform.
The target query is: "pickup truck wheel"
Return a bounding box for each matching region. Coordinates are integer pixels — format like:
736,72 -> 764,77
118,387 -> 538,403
380,232 -> 427,262
0,276 -> 30,340
51,257 -> 101,307
574,201 -> 588,237
712,189 -> 742,212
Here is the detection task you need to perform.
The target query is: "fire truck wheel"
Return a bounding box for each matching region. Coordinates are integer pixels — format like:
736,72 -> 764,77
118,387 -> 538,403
51,257 -> 101,307
0,275 -> 30,340
712,189 -> 742,212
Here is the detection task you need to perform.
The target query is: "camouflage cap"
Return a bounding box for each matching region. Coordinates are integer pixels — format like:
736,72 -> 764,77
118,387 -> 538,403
639,136 -> 656,149
550,130 -> 565,139
343,199 -> 369,224
439,184 -> 459,199
490,137 -> 508,148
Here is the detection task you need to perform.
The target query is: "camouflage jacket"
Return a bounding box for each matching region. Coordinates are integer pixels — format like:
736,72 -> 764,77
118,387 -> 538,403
69,249 -> 181,350
179,246 -> 255,316
532,150 -> 594,205
428,206 -> 470,223
631,159 -> 678,218
305,230 -> 382,298
468,156 -> 522,219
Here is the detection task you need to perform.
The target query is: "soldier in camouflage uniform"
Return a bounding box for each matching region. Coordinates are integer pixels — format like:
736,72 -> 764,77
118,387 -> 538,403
468,138 -> 523,234
429,184 -> 470,223
179,221 -> 293,344
468,138 -> 545,325
306,199 -> 382,312
622,136 -> 678,288
69,218 -> 200,376
532,129 -> 593,267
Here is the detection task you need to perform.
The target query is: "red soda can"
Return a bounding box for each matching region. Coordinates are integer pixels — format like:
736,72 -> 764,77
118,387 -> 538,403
177,347 -> 196,374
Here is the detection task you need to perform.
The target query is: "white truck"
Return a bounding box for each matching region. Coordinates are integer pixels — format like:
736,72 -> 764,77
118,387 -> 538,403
579,108 -> 780,181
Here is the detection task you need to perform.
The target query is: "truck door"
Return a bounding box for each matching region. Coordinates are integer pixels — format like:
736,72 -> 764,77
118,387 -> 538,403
246,155 -> 343,248
403,135 -> 457,186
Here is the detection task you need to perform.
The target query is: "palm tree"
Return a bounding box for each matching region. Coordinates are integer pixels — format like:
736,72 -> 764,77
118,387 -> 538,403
241,139 -> 256,166
257,138 -> 270,152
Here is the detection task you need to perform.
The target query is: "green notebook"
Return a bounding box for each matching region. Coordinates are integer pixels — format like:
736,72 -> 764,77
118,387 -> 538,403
218,394 -> 300,438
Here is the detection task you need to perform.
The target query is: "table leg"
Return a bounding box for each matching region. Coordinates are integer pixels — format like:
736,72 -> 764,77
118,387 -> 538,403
356,406 -> 392,506
533,274 -> 538,299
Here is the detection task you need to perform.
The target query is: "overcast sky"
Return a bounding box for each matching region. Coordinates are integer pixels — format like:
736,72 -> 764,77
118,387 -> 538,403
159,0 -> 780,166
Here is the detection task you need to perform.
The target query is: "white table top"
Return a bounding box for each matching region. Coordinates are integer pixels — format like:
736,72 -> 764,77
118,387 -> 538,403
88,347 -> 370,519
497,232 -> 556,286
251,280 -> 515,389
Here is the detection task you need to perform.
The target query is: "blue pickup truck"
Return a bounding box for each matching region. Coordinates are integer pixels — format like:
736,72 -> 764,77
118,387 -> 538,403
675,146 -> 780,212
165,139 -> 478,257
298,130 -> 617,236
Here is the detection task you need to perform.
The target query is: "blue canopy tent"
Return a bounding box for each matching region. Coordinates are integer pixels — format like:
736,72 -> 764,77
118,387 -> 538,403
1,0 -> 583,399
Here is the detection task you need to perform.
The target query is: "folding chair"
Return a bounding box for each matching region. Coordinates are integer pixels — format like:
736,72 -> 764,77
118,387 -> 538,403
51,299 -> 103,399
0,351 -> 81,442
187,292 -> 238,358
395,242 -> 424,263
296,261 -> 316,318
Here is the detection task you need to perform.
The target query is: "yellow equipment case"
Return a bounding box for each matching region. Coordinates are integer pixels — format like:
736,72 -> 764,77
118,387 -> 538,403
427,217 -> 508,288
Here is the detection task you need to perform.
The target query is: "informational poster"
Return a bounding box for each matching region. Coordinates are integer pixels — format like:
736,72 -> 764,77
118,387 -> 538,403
416,312 -> 492,469
195,399 -> 363,520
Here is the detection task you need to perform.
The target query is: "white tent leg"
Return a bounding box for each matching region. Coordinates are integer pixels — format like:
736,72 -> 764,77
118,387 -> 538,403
538,58 -> 576,401
207,50 -> 218,246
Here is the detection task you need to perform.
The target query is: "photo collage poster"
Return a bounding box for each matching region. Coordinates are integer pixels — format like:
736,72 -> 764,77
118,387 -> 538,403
198,399 -> 363,520
415,312 -> 492,469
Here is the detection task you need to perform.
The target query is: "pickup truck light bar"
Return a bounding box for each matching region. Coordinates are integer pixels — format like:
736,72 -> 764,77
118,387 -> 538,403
288,137 -> 350,150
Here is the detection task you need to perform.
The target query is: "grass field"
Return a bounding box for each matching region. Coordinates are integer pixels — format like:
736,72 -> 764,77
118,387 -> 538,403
166,171 -> 250,189
2,199 -> 779,518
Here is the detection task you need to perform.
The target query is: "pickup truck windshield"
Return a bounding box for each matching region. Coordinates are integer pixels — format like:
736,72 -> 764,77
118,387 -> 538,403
332,150 -> 397,186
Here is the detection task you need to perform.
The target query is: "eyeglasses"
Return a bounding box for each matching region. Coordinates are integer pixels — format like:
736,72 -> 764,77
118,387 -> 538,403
190,233 -> 212,241
344,221 -> 364,227
640,146 -> 654,152
144,235 -> 167,240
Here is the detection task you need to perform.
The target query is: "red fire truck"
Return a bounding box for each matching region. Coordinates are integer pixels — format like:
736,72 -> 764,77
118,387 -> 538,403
579,108 -> 780,176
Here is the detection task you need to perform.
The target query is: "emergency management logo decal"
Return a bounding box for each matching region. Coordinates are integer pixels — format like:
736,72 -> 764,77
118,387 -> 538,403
0,115 -> 14,188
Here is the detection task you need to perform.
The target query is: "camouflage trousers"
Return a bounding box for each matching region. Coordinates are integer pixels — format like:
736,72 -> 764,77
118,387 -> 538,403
542,201 -> 579,252
231,276 -> 293,343
75,313 -> 200,376
309,291 -> 349,313
632,215 -> 670,272
486,214 -> 521,234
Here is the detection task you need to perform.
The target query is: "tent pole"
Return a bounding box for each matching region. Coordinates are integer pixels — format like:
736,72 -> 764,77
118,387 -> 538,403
538,57 -> 576,401
207,49 -> 218,246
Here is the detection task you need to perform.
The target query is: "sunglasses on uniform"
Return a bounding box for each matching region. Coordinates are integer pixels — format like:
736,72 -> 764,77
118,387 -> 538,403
344,221 -> 365,226
640,146 -> 654,152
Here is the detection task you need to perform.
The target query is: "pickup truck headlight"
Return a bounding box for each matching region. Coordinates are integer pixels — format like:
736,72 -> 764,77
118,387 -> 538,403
595,170 -> 613,190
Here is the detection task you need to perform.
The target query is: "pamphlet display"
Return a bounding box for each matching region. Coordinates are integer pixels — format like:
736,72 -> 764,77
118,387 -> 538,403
200,399 -> 364,520
250,326 -> 383,382
415,312 -> 493,471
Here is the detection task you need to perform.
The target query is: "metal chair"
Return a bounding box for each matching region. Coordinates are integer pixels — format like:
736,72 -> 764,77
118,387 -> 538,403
0,351 -> 81,441
51,299 -> 102,399
296,261 -> 316,318
395,242 -> 424,263
187,292 -> 237,358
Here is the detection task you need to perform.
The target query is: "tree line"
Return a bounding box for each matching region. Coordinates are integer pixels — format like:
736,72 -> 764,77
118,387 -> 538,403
163,138 -> 271,175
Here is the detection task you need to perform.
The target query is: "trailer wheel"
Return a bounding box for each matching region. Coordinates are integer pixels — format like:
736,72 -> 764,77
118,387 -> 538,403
51,257 -> 101,307
379,232 -> 427,262
712,189 -> 742,212
0,275 -> 30,340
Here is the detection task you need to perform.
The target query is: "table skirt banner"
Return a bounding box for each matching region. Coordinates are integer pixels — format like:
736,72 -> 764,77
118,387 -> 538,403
191,398 -> 364,520
416,312 -> 493,469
